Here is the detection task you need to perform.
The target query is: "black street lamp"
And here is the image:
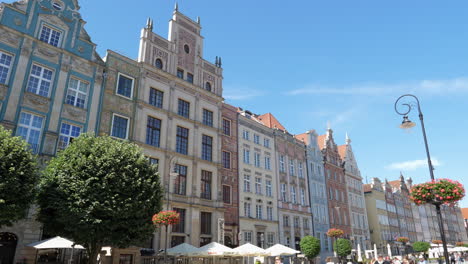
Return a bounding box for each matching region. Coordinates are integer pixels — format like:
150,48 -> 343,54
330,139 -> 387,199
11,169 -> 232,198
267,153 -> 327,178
394,94 -> 450,264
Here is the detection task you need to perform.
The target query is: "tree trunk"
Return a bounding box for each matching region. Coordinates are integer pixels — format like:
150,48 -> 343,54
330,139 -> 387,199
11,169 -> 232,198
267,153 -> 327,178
87,243 -> 103,264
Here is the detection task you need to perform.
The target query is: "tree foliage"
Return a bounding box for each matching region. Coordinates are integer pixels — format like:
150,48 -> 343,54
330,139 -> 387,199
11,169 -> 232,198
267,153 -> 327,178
300,236 -> 321,261
334,238 -> 352,258
0,126 -> 39,227
412,242 -> 431,253
37,134 -> 163,264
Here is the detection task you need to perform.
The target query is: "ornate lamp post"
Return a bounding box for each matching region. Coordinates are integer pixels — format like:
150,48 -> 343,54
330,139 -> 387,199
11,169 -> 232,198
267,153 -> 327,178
394,94 -> 450,264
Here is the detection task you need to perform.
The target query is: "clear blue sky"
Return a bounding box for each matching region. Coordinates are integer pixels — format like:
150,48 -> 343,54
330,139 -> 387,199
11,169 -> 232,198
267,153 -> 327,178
77,0 -> 468,207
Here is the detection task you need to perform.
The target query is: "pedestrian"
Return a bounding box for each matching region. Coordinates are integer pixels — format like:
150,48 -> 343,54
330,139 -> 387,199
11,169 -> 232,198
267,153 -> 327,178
384,256 -> 392,264
326,257 -> 334,264
451,254 -> 457,264
394,257 -> 401,264
402,257 -> 410,264
374,255 -> 385,264
418,257 -> 427,264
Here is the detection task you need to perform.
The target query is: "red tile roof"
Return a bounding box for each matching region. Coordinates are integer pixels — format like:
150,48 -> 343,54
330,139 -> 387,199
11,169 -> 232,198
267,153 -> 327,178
388,180 -> 401,188
295,133 -> 309,145
317,134 -> 326,150
363,184 -> 372,193
257,113 -> 286,131
462,208 -> 468,219
338,145 -> 347,160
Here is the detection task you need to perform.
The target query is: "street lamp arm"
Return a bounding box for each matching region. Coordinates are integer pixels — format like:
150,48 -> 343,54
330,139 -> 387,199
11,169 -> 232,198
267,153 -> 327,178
394,94 -> 422,117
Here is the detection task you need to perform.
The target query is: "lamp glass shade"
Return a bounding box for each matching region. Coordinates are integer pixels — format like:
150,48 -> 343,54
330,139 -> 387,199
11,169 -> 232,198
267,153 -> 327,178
400,116 -> 416,129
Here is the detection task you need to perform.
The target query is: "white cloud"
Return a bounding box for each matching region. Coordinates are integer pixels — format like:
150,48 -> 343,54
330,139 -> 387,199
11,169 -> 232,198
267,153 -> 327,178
288,77 -> 468,96
223,86 -> 265,101
385,158 -> 441,171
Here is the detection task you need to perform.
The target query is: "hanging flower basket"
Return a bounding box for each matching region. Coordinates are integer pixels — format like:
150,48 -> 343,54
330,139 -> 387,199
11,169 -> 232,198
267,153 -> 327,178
456,242 -> 465,247
432,240 -> 442,245
152,210 -> 180,227
396,237 -> 409,244
327,228 -> 344,238
409,179 -> 465,206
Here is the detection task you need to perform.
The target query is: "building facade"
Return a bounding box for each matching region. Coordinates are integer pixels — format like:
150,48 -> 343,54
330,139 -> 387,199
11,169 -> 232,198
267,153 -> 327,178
463,208 -> 468,239
258,113 -> 312,250
0,0 -> 104,263
99,6 -> 226,249
238,110 -> 279,248
338,135 -> 370,250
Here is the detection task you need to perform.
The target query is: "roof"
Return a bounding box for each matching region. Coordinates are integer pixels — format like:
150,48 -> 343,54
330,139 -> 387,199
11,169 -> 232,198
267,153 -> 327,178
462,208 -> 468,219
294,133 -> 309,145
338,145 -> 347,160
363,184 -> 372,193
257,113 -> 286,131
388,180 -> 401,188
317,134 -> 326,150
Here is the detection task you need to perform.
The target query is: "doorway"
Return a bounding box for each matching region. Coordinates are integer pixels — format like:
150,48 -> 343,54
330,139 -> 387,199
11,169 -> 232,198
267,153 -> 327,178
0,232 -> 18,264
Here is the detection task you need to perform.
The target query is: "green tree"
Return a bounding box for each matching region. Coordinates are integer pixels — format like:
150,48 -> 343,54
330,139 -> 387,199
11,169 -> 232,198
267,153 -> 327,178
0,126 -> 39,227
412,241 -> 430,253
334,238 -> 352,264
300,236 -> 321,263
37,134 -> 163,264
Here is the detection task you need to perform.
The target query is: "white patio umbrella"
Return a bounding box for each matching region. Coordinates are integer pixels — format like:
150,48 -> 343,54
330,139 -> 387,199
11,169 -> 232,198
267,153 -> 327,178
166,243 -> 199,256
232,243 -> 268,256
387,244 -> 392,257
453,247 -> 468,252
195,242 -> 235,256
27,236 -> 84,249
265,244 -> 300,256
357,244 -> 363,262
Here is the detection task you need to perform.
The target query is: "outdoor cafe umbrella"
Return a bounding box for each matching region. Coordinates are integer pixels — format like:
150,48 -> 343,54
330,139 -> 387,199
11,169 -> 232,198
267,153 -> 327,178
195,242 -> 235,256
166,243 -> 199,256
265,244 -> 300,256
27,236 -> 84,264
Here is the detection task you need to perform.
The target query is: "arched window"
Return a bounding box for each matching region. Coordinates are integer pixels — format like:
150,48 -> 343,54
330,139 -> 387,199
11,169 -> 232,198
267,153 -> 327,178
155,58 -> 163,69
205,82 -> 212,92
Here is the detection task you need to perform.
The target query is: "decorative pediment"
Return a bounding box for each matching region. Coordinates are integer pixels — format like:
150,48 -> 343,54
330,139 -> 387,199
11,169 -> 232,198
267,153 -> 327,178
39,14 -> 70,30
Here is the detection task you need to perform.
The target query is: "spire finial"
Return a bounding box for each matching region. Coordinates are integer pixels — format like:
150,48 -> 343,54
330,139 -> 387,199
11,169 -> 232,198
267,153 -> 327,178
197,16 -> 201,24
218,57 -> 222,67
174,2 -> 178,11
146,18 -> 153,31
215,56 -> 219,67
327,121 -> 331,130
345,132 -> 351,144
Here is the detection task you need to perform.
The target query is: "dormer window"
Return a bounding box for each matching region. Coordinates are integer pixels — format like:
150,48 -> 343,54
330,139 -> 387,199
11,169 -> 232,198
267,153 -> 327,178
39,25 -> 61,47
155,58 -> 163,70
205,82 -> 212,92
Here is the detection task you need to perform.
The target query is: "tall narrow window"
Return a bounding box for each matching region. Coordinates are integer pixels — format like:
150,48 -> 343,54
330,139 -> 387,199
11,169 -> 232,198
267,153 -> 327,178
222,118 -> 231,136
291,186 -> 297,204
254,152 -> 261,167
174,164 -> 187,195
175,126 -> 189,155
279,155 -> 285,172
283,215 -> 289,227
298,162 -> 304,178
200,170 -> 212,200
58,123 -> 81,150
177,99 -> 190,118
242,130 -> 249,140
116,73 -> 134,98
205,82 -> 212,92
265,180 -> 272,197
264,138 -> 270,148
111,114 -> 129,139
155,58 -> 163,69
253,134 -> 260,144
200,212 -> 212,235
202,109 -> 213,127
146,116 -> 161,147
281,184 -> 287,202
222,151 -> 231,169
243,149 -> 250,164
0,51 -> 13,84
172,208 -> 186,233
187,72 -> 193,83
256,205 -> 263,219
149,88 -> 163,108
201,135 -> 213,161
264,156 -> 271,170
267,207 -> 273,221
300,188 -> 306,206
294,217 -> 300,228
223,185 -> 231,204
27,64 -> 53,97
255,178 -> 262,195
17,112 -> 43,154
244,203 -> 251,217
289,159 -> 295,176
177,68 -> 184,79
39,25 -> 61,47
244,175 -> 251,192
66,78 -> 88,108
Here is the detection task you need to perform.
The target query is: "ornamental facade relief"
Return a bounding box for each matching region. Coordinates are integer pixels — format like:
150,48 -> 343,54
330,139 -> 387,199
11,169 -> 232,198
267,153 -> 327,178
23,92 -> 50,113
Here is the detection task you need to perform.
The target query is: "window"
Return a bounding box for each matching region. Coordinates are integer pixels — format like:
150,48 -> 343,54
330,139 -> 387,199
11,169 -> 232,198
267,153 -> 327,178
267,207 -> 273,221
298,162 -> 304,178
58,123 -> 81,150
283,215 -> 289,227
155,58 -> 163,69
172,208 -> 186,233
266,180 -> 272,197
264,156 -> 271,170
39,25 -> 61,47
255,178 -> 262,195
202,109 -> 213,127
177,68 -> 184,79
291,186 -> 297,204
175,126 -> 189,155
177,99 -> 190,118
253,134 -> 260,144
267,233 -> 274,247
300,188 -> 306,206
149,88 -> 163,108
222,151 -> 231,169
184,44 -> 190,54
244,231 -> 253,243
205,82 -> 212,92
254,152 -> 261,167
244,202 -> 251,217
66,78 -> 88,108
116,73 -> 134,98
256,205 -> 262,219
329,188 -> 333,200
149,158 -> 159,165
201,135 -> 213,161
242,130 -> 249,140
294,217 -> 300,228
0,51 -> 13,84
187,72 -> 193,83
243,149 -> 250,164
264,138 -> 270,148
17,112 -> 43,154
279,155 -> 285,173
223,185 -> 231,204
289,159 -> 295,176
111,114 -> 129,139
146,116 -> 161,147
281,184 -> 287,202
119,254 -> 133,264
244,175 -> 251,192
303,218 -> 309,229
200,170 -> 212,200
27,64 -> 53,97
171,236 -> 185,247
174,164 -> 187,195
222,118 -> 231,136
200,212 -> 212,235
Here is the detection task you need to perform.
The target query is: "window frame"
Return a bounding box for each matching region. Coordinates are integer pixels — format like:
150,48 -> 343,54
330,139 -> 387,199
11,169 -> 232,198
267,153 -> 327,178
177,68 -> 184,79
200,212 -> 212,235
200,170 -> 212,200
155,58 -> 163,70
57,122 -> 81,151
201,134 -> 213,161
149,87 -> 164,108
39,24 -> 62,47
16,111 -> 44,154
222,185 -> 231,204
174,164 -> 187,196
146,116 -> 162,148
115,72 -> 135,99
175,126 -> 189,155
222,118 -> 231,136
27,63 -> 54,97
111,113 -> 130,140
186,72 -> 194,83
202,108 -> 214,127
66,77 -> 89,109
0,50 -> 13,85
177,98 -> 190,118
222,150 -> 231,169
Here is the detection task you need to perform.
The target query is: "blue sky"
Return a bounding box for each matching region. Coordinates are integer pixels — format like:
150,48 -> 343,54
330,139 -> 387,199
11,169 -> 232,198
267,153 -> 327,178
74,0 -> 468,207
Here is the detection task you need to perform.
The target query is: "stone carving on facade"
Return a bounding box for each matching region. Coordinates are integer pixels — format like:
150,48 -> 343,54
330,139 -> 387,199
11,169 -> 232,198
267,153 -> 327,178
62,104 -> 86,123
0,29 -> 20,47
12,1 -> 27,12
177,28 -> 196,72
23,92 -> 50,112
39,14 -> 69,32
178,19 -> 198,35
153,35 -> 169,49
35,45 -> 60,58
